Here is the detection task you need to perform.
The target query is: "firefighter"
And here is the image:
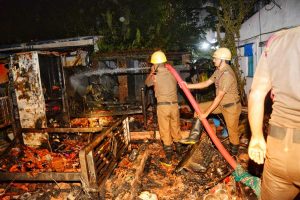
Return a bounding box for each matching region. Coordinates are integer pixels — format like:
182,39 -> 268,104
180,48 -> 241,156
248,26 -> 300,200
145,50 -> 183,166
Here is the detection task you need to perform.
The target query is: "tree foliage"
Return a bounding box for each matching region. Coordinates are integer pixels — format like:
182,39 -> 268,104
96,0 -> 208,52
218,0 -> 255,105
0,0 -> 208,52
204,0 -> 255,105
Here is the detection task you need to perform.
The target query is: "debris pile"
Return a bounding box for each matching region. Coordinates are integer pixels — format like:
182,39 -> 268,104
70,116 -> 113,127
105,144 -> 149,199
0,138 -> 87,173
103,140 -> 257,200
128,113 -> 192,132
0,182 -> 95,200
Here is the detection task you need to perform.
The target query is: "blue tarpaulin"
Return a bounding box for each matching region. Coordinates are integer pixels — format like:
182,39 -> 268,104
244,43 -> 254,77
244,43 -> 253,56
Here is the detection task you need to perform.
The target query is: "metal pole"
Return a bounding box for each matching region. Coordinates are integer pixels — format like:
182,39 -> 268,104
148,88 -> 157,139
141,87 -> 147,129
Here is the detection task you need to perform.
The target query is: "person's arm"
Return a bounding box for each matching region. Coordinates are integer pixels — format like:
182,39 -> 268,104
200,90 -> 225,119
145,66 -> 155,87
199,71 -> 233,118
187,79 -> 214,89
248,77 -> 271,164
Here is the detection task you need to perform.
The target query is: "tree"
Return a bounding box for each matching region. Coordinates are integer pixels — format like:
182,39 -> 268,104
97,0 -> 207,52
204,0 -> 255,105
0,0 -> 208,53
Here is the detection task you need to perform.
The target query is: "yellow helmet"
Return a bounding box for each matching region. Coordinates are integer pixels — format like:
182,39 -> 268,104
150,51 -> 167,64
213,48 -> 231,60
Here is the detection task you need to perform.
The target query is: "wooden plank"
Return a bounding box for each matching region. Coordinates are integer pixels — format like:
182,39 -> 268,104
22,127 -> 103,133
79,149 -> 90,189
104,146 -> 149,200
0,172 -> 81,181
130,130 -> 189,141
86,151 -> 97,188
128,147 -> 149,199
130,131 -> 160,140
75,109 -> 142,117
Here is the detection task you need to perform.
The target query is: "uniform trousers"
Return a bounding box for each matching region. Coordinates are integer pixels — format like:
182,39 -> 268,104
196,101 -> 241,145
261,125 -> 300,200
157,104 -> 182,146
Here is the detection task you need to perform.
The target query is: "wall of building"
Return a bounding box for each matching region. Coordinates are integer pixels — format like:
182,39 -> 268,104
238,0 -> 300,96
12,52 -> 48,146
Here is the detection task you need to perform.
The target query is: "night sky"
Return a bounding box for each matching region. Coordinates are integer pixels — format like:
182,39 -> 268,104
0,0 -> 210,48
0,0 -> 111,45
0,0 -> 223,54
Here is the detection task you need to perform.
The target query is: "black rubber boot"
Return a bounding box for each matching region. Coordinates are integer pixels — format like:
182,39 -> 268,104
174,142 -> 184,159
230,143 -> 239,156
160,145 -> 173,167
179,118 -> 203,144
174,142 -> 183,154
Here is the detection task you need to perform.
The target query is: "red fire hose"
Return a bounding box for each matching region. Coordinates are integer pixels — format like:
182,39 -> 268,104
165,64 -> 237,169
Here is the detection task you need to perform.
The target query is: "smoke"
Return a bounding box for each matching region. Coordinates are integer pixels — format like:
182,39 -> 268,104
69,75 -> 89,96
71,67 -> 151,79
68,62 -> 187,97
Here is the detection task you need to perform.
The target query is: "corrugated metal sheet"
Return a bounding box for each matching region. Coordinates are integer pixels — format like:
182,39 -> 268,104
0,36 -> 100,52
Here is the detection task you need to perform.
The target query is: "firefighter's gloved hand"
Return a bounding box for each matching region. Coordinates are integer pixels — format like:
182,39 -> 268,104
248,136 -> 266,165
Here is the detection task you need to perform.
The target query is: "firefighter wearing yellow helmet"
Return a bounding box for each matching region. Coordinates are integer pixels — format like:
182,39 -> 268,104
145,50 -> 183,166
150,50 -> 167,64
180,47 -> 241,156
213,47 -> 232,60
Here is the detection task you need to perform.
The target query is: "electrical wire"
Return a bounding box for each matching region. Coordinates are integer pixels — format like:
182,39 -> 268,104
238,26 -> 295,45
265,0 -> 281,11
271,0 -> 281,9
265,3 -> 275,11
258,2 -> 262,52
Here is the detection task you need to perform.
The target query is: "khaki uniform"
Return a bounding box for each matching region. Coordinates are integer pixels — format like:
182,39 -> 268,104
199,64 -> 241,145
251,26 -> 300,200
145,63 -> 182,146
